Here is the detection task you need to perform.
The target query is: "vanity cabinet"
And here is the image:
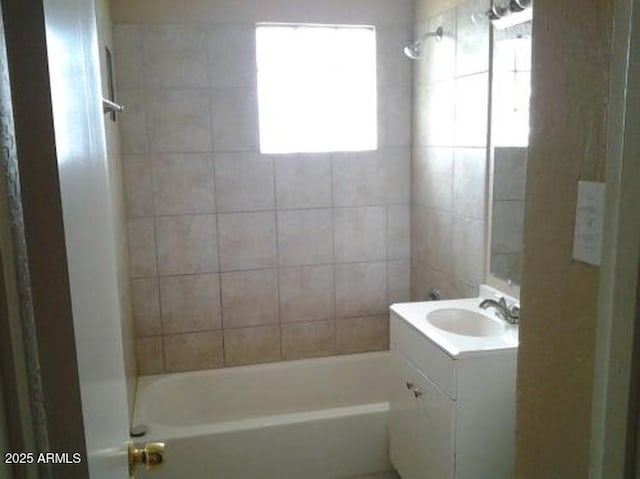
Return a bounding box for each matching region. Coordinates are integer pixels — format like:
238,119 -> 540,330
389,310 -> 517,479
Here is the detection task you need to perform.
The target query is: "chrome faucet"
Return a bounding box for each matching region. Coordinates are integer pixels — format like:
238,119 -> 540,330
479,297 -> 520,325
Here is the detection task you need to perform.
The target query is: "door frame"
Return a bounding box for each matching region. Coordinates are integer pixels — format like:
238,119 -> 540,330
0,0 -> 89,477
589,0 -> 640,476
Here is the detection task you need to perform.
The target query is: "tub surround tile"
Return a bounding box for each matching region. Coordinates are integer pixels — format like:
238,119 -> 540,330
279,265 -> 334,323
152,154 -> 216,215
332,151 -> 386,207
220,269 -> 279,328
382,148 -> 411,205
223,326 -> 281,366
142,24 -> 208,88
416,12 -> 457,86
336,316 -> 389,354
211,88 -> 259,152
453,148 -> 487,220
146,89 -> 212,153
334,207 -> 386,263
156,215 -> 218,275
282,321 -> 335,360
379,87 -> 412,148
412,147 -> 454,210
163,331 -> 223,372
452,216 -> 485,285
135,337 -> 164,375
335,262 -> 387,318
388,260 -> 411,304
208,24 -> 257,89
277,209 -> 333,267
127,218 -> 157,278
217,212 -> 277,271
131,278 -> 161,337
213,152 -> 275,212
117,11 -> 413,370
123,155 -> 153,217
159,274 -> 222,334
425,208 -> 453,273
114,24 -> 144,89
118,89 -> 149,155
274,154 -> 332,209
387,204 -> 410,260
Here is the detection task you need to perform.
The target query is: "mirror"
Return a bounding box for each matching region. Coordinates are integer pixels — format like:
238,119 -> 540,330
488,16 -> 532,289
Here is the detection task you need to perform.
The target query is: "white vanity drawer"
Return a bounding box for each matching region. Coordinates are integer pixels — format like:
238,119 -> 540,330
390,311 -> 457,399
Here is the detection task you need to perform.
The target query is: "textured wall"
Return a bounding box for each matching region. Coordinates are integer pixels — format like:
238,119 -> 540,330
111,0 -> 413,373
516,0 -> 613,476
411,0 -> 490,301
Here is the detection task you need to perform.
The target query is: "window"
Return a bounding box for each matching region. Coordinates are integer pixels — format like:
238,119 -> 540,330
256,24 -> 377,154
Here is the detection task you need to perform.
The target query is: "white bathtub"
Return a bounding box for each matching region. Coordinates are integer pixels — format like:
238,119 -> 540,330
134,351 -> 393,479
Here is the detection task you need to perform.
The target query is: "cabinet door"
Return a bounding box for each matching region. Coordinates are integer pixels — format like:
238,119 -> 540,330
389,348 -> 454,479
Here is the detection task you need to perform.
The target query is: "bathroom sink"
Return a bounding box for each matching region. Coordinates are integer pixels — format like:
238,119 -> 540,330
426,309 -> 506,337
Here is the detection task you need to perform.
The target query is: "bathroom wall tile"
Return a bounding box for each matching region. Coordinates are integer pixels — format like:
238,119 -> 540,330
282,320 -> 335,360
135,337 -> 164,375
279,265 -> 334,323
122,155 -> 153,217
147,89 -> 212,153
493,147 -> 527,200
220,269 -> 279,328
454,73 -> 489,147
274,154 -> 332,209
114,24 -> 143,89
415,11 -> 457,86
223,326 -> 281,366
213,152 -> 275,212
455,0 -> 490,77
156,215 -> 218,275
336,316 -> 389,354
387,204 -> 410,260
411,261 -> 457,301
334,207 -> 386,263
217,212 -> 277,271
410,205 -> 429,265
118,89 -> 148,154
388,260 -> 411,304
453,147 -> 487,220
412,147 -> 453,209
382,148 -> 411,204
131,278 -> 161,337
211,88 -> 259,152
425,208 -> 453,273
335,262 -> 387,317
379,87 -> 412,147
452,216 -> 485,285
163,331 -> 223,372
127,218 -> 157,277
142,24 -> 208,88
491,200 -> 525,254
377,27 -> 413,87
417,80 -> 455,147
208,23 -> 257,88
333,151 -> 385,207
277,209 -> 333,267
159,274 -> 221,334
151,154 -> 216,215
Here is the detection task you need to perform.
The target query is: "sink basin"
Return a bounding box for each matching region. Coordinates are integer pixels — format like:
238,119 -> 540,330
426,309 -> 506,337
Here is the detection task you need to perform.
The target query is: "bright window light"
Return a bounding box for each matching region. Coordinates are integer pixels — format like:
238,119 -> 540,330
256,24 -> 377,154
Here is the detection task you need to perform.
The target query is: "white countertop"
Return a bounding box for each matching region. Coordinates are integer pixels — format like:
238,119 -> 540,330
390,297 -> 519,359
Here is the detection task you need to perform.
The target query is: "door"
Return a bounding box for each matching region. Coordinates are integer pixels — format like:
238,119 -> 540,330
43,0 -> 131,476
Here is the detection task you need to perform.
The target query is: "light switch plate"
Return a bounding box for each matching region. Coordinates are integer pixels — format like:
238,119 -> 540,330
572,181 -> 606,266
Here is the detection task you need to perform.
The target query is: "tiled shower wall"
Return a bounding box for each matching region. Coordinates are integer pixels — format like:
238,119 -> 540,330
112,0 -> 413,373
411,0 -> 490,300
